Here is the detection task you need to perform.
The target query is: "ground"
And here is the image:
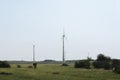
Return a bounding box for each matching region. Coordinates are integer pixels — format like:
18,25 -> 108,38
0,64 -> 119,80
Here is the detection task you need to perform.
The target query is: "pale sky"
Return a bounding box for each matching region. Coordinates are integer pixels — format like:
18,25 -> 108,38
0,0 -> 120,61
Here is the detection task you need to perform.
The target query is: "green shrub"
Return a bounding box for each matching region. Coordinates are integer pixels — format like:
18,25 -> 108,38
104,62 -> 112,70
17,65 -> 21,68
0,61 -> 11,68
62,63 -> 69,66
112,59 -> 120,74
74,60 -> 90,69
93,61 -> 104,69
92,61 -> 111,70
113,65 -> 120,74
112,59 -> 120,68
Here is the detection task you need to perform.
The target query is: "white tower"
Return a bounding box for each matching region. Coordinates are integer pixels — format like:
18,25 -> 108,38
62,32 -> 65,64
33,45 -> 35,63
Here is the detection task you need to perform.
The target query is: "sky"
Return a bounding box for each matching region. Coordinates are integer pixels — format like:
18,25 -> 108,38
0,0 -> 120,61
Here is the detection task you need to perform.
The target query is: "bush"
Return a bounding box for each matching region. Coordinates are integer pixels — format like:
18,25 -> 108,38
74,60 -> 90,69
112,59 -> 120,68
113,65 -> 120,74
62,63 -> 69,66
92,61 -> 111,70
28,66 -> 33,68
17,65 -> 21,68
0,61 -> 11,68
112,59 -> 120,74
104,62 -> 112,70
93,61 -> 104,69
75,61 -> 83,68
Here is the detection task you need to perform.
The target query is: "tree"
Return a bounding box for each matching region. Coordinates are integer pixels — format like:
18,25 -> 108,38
97,54 -> 111,62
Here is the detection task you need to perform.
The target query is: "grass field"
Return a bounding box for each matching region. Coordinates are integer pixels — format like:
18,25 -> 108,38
0,64 -> 120,80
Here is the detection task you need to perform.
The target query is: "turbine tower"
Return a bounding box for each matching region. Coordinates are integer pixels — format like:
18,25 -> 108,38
33,45 -> 35,63
33,44 -> 37,69
62,30 -> 68,66
62,31 -> 65,64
